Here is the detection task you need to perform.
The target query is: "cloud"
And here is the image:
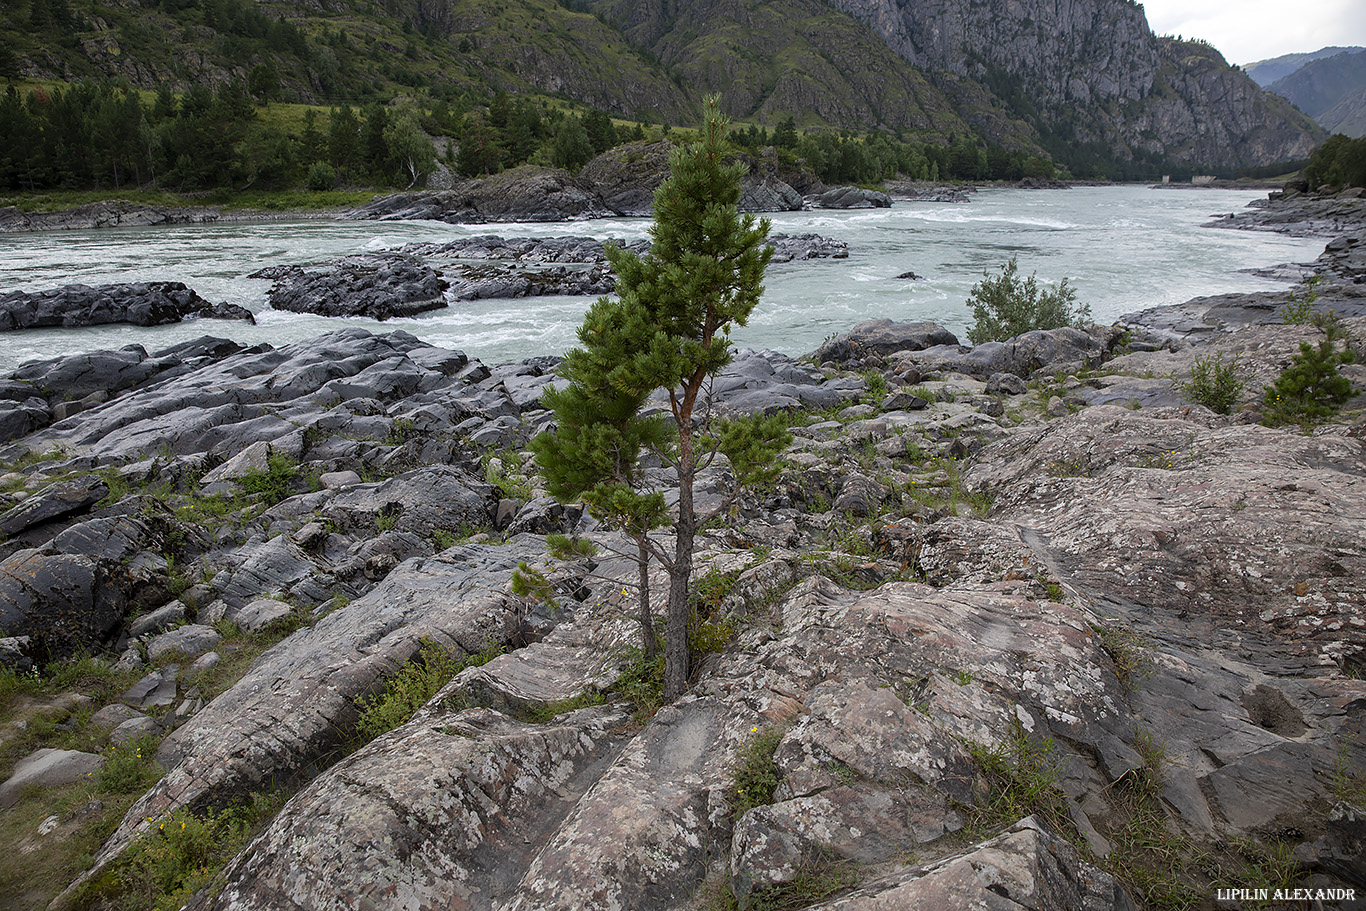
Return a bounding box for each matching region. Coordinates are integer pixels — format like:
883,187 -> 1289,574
1139,0 -> 1366,64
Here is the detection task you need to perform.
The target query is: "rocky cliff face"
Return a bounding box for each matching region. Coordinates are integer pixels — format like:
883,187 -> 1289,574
824,0 -> 1324,168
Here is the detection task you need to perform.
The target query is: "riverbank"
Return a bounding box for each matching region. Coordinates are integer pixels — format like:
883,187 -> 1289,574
1120,186 -> 1366,337
0,186 -> 1363,911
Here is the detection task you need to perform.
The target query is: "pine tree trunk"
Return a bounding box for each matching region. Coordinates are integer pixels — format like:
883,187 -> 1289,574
636,535 -> 657,660
663,424 -> 696,703
664,506 -> 693,702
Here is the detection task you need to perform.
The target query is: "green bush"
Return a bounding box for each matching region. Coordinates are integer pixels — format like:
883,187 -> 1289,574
965,256 -> 1092,344
965,720 -> 1069,833
1262,338 -> 1355,427
1176,353 -> 1244,414
100,793 -> 284,911
1304,134 -> 1366,190
97,736 -> 164,795
237,452 -> 301,504
731,725 -> 785,817
305,161 -> 337,191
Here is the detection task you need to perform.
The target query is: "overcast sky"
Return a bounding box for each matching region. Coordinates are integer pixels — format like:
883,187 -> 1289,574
1139,0 -> 1366,64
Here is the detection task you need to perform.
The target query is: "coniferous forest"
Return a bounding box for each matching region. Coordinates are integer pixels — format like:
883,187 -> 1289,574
0,79 -> 1080,196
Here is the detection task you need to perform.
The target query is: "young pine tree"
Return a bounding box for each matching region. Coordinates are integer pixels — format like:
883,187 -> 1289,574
533,97 -> 789,702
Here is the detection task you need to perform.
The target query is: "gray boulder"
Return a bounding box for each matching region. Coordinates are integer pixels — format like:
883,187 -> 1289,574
127,602 -> 188,639
0,282 -> 250,332
803,820 -> 1135,910
888,327 -> 1114,379
233,599 -> 295,633
0,549 -> 129,658
91,704 -> 143,732
320,465 -> 495,538
810,319 -> 960,364
146,624 -> 221,661
110,715 -> 161,746
0,474 -> 108,537
812,187 -> 892,209
0,748 -> 104,808
262,253 -> 448,320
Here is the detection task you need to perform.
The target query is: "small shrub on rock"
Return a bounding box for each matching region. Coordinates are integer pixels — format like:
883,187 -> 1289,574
1262,338 -> 1355,427
731,725 -> 785,817
965,256 -> 1091,344
353,639 -> 500,744
1176,353 -> 1244,414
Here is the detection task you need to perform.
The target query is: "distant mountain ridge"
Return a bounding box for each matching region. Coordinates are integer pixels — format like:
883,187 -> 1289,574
1267,49 -> 1366,138
1245,47 -> 1364,87
1,0 -> 1326,173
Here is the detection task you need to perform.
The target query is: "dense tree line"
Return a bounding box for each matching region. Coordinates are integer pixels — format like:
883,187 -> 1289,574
1304,135 -> 1366,190
437,93 -> 645,177
729,117 -> 1057,184
0,80 -> 658,192
0,81 -> 439,192
0,80 -> 1079,195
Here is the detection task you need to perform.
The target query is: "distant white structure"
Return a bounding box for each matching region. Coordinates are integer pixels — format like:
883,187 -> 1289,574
1192,175 -> 1217,185
1162,175 -> 1171,184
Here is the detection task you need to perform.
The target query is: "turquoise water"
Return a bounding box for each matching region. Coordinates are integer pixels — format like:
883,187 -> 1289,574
0,186 -> 1326,372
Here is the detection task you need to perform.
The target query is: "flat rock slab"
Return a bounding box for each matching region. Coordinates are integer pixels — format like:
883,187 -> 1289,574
122,666 -> 178,710
146,625 -> 221,661
110,716 -> 161,746
0,748 -> 104,808
964,403 -> 1366,667
0,474 -> 108,536
233,599 -> 295,633
806,819 -> 1136,911
191,706 -> 631,911
91,704 -> 143,732
733,782 -> 959,898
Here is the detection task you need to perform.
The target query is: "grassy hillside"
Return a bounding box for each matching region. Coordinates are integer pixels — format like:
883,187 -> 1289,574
0,0 -> 1042,145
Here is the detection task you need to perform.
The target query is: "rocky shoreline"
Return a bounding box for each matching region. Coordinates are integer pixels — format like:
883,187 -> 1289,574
0,190 -> 1363,910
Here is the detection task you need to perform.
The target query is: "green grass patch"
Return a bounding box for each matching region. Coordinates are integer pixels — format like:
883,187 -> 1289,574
96,735 -> 165,796
75,792 -> 287,911
522,690 -> 608,724
700,856 -> 859,911
1090,621 -> 1154,693
609,647 -> 667,726
354,640 -> 502,745
964,720 -> 1070,836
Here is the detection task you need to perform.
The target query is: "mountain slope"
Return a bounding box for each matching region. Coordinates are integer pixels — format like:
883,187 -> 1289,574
582,0 -> 1027,142
1316,91 -> 1366,139
0,0 -> 1327,173
1268,49 -> 1366,138
813,0 -> 1324,170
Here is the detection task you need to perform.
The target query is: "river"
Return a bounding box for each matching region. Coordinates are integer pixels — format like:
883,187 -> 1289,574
0,186 -> 1327,373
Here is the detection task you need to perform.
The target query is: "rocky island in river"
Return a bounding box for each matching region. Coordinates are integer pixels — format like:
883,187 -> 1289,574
0,188 -> 1363,910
